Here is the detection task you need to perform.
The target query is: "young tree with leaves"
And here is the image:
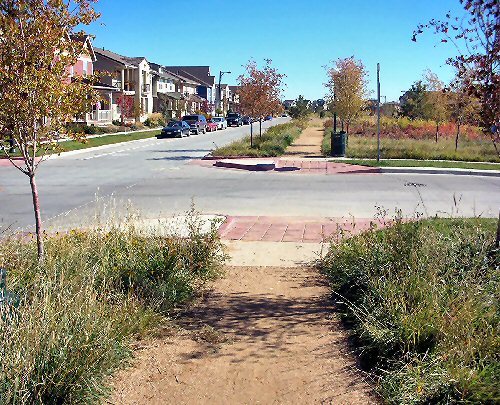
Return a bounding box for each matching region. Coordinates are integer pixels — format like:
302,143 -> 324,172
237,59 -> 285,145
0,0 -> 100,260
413,0 -> 500,157
325,57 -> 369,134
288,95 -> 311,119
400,80 -> 429,120
449,75 -> 480,150
116,94 -> 134,125
423,70 -> 451,142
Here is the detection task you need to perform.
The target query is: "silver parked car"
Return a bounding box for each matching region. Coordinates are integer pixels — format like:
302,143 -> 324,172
211,116 -> 227,130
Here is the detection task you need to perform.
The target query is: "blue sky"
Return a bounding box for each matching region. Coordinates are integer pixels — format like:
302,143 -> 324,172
88,0 -> 466,102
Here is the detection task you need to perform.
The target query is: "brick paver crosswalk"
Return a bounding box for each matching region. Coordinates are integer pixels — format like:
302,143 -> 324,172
219,216 -> 388,243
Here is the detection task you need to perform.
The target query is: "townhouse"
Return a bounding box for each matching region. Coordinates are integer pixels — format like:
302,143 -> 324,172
93,48 -> 154,122
69,35 -> 119,125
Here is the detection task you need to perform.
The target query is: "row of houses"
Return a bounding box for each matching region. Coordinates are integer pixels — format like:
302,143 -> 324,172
73,36 -> 240,126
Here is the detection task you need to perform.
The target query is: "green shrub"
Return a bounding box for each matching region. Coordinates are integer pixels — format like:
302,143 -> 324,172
319,218 -> 500,403
0,212 -> 225,404
144,113 -> 166,128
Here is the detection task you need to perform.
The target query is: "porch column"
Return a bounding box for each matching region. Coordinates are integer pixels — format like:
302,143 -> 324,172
121,69 -> 125,90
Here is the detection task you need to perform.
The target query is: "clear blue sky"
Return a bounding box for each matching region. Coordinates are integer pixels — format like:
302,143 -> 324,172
88,0 -> 466,102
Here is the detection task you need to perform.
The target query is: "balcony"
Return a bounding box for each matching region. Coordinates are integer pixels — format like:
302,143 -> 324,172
91,110 -> 112,122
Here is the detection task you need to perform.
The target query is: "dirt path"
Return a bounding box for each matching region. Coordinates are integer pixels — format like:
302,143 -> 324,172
285,125 -> 324,157
110,262 -> 376,404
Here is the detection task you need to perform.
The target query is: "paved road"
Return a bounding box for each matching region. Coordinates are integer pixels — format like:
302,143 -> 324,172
1,117 -> 499,232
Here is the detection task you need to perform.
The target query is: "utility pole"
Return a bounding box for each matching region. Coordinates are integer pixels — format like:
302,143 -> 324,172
377,63 -> 381,162
218,70 -> 231,116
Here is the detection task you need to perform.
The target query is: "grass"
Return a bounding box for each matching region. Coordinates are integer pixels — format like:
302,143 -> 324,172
319,217 -> 500,404
0,209 -> 225,404
322,130 -> 500,163
211,121 -> 305,157
1,129 -> 160,158
330,158 -> 500,171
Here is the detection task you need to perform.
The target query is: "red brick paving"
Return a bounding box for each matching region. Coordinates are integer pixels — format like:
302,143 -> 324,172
219,216 -> 388,243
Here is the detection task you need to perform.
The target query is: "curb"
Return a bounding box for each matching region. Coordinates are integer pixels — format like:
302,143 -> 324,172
215,159 -> 276,171
380,167 -> 500,177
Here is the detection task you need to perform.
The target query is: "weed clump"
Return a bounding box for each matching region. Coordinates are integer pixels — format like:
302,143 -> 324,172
319,218 -> 500,403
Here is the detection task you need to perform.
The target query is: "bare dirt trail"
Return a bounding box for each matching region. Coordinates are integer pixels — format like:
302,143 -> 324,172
110,262 -> 376,404
284,124 -> 325,157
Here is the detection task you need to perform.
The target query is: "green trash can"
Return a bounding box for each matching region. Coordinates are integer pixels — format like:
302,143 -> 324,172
331,131 -> 346,157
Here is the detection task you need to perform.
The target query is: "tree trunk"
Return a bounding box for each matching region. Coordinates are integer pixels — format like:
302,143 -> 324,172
455,123 -> 461,151
259,119 -> 262,138
29,173 -> 44,260
435,123 -> 439,143
250,121 -> 253,148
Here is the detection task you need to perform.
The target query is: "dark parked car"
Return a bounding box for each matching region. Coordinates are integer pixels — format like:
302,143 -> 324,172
182,114 -> 207,134
226,112 -> 242,127
157,120 -> 191,138
242,116 -> 252,125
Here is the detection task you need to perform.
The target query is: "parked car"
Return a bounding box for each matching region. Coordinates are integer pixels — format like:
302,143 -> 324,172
280,112 -> 288,117
264,115 -> 273,121
242,116 -> 252,125
206,119 -> 218,132
157,120 -> 191,138
182,114 -> 207,134
226,112 -> 242,127
211,116 -> 227,130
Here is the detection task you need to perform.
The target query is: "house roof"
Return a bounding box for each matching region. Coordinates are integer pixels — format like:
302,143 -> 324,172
164,66 -> 213,85
164,69 -> 201,86
166,92 -> 184,100
164,66 -> 213,87
150,62 -> 179,80
94,48 -> 143,68
70,34 -> 96,62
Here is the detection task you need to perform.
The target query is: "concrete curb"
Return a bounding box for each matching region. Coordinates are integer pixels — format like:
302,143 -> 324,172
380,167 -> 500,177
215,159 -> 276,171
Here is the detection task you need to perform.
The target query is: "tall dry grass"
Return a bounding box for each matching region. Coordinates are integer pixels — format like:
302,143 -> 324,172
0,211 -> 225,404
320,217 -> 500,403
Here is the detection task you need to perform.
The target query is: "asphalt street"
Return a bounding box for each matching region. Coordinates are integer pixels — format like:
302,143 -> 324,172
1,116 -> 499,232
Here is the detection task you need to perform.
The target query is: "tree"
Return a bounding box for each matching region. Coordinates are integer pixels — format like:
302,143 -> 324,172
324,56 -> 368,134
116,94 -> 134,125
0,0 -> 100,260
423,70 -> 451,142
237,59 -> 286,145
449,75 -> 481,150
288,95 -> 311,119
400,80 -> 429,120
413,0 -> 500,157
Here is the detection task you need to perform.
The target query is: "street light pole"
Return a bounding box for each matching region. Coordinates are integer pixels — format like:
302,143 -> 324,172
377,63 -> 381,162
218,70 -> 231,116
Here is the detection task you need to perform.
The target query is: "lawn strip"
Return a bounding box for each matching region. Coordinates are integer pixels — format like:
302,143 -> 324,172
1,129 -> 161,158
331,158 -> 500,171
